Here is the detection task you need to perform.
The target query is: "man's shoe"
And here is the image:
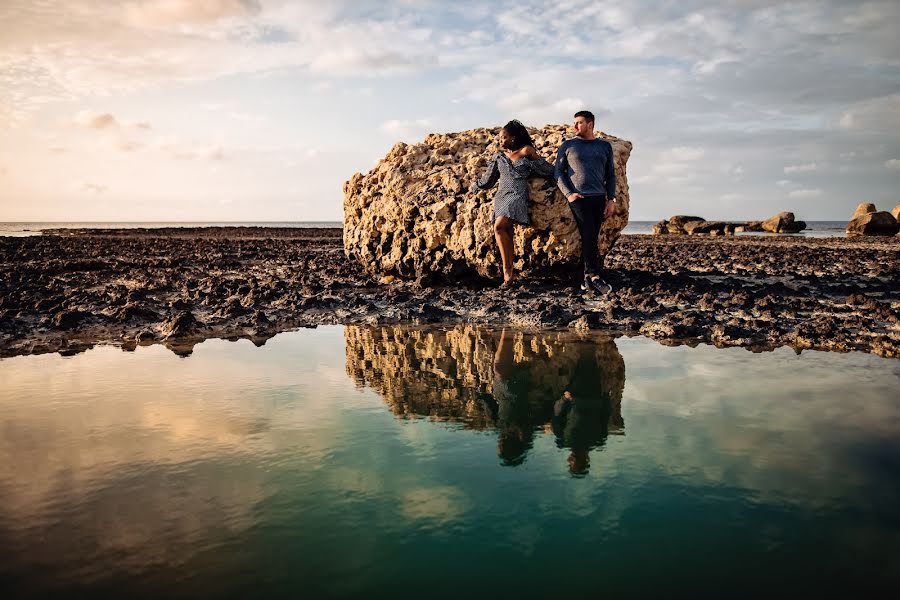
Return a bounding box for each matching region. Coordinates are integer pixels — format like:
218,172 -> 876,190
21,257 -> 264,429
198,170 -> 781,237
590,276 -> 612,294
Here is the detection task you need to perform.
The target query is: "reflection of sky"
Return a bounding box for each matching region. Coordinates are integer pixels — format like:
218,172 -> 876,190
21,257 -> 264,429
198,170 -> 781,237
1,328 -> 899,593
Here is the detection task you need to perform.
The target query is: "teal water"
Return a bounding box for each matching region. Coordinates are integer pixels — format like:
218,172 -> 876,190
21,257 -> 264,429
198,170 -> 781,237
1,326 -> 898,598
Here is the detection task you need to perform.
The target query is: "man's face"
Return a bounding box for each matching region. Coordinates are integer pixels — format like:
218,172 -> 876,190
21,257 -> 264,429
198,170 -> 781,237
573,116 -> 593,138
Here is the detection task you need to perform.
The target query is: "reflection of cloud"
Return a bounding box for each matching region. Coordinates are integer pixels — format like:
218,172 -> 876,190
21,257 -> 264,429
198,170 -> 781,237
620,338 -> 900,508
401,486 -> 471,523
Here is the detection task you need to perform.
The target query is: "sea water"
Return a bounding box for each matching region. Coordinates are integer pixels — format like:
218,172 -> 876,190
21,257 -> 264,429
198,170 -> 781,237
1,326 -> 898,597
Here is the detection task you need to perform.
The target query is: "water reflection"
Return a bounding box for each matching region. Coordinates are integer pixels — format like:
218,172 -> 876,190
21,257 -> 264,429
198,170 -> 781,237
344,325 -> 625,472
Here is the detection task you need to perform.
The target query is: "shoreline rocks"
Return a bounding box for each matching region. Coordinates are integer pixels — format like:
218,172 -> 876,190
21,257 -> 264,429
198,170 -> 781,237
846,202 -> 900,236
1,228 -> 898,360
653,211 -> 806,236
343,125 -> 632,281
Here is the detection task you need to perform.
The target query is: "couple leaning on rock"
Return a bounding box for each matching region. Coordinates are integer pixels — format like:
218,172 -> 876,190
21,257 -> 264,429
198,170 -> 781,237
472,110 -> 616,293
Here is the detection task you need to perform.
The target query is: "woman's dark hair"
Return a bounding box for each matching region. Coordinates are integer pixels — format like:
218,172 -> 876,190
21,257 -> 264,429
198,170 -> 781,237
502,119 -> 535,151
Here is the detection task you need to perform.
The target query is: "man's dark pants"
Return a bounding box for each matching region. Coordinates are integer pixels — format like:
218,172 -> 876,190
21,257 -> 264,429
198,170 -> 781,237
568,194 -> 606,277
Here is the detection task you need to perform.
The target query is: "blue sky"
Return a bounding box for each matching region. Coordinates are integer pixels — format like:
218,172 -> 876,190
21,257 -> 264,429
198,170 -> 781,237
1,0 -> 899,221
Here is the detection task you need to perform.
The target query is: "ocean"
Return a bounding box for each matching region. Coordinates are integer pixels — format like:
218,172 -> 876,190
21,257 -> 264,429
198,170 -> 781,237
0,221 -> 849,237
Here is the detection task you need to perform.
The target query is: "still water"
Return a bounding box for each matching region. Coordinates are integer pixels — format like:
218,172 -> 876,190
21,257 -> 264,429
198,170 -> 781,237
1,326 -> 899,597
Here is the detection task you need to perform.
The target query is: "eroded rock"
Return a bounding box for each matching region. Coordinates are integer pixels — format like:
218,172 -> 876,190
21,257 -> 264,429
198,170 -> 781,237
343,125 -> 633,280
847,210 -> 900,236
762,212 -> 806,233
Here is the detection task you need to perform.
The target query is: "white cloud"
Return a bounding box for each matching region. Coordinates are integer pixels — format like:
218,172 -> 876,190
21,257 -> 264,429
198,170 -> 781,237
661,146 -> 705,161
776,179 -> 793,187
789,188 -> 823,198
74,111 -> 119,129
79,182 -> 108,194
885,159 -> 900,170
123,0 -> 261,29
380,118 -> 432,139
784,163 -> 817,174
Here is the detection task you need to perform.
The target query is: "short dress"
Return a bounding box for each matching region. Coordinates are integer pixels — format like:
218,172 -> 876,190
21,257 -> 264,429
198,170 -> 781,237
473,152 -> 554,225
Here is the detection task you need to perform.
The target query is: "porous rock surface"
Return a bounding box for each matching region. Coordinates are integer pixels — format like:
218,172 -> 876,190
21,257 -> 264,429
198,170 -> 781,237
343,125 -> 632,281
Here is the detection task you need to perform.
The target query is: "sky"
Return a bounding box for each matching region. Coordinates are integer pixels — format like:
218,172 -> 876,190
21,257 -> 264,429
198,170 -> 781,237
1,0 -> 899,222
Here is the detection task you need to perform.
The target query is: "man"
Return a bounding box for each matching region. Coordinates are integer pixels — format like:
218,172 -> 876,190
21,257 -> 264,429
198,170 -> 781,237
555,110 -> 616,294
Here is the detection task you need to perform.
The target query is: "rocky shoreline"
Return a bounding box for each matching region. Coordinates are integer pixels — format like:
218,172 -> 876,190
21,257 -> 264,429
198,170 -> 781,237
1,227 -> 898,359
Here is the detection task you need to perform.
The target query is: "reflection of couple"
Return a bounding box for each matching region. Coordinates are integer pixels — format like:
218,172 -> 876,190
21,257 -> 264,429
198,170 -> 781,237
490,329 -> 623,475
551,343 -> 624,476
472,110 -> 617,293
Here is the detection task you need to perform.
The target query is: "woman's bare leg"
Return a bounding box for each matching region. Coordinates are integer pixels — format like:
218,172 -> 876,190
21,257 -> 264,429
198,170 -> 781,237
494,216 -> 515,282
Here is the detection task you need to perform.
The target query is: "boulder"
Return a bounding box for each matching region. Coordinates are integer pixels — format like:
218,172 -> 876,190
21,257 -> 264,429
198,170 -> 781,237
851,203 -> 877,220
846,211 -> 900,236
343,124 -> 632,280
742,221 -> 764,232
761,212 -> 806,233
891,205 -> 900,222
665,215 -> 705,234
652,220 -> 668,235
685,220 -> 729,235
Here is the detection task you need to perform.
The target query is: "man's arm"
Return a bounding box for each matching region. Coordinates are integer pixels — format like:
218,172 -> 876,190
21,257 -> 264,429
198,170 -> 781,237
555,143 -> 577,198
604,142 -> 616,200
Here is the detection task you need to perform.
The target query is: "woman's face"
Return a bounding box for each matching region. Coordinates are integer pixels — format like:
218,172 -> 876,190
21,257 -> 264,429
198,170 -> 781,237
499,128 -> 515,150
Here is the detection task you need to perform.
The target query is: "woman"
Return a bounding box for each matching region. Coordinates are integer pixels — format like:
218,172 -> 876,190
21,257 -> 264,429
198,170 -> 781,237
472,120 -> 554,286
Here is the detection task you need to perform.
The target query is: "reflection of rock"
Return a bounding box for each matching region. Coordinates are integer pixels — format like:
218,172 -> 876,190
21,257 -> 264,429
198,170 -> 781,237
344,325 -> 626,467
342,125 -> 632,280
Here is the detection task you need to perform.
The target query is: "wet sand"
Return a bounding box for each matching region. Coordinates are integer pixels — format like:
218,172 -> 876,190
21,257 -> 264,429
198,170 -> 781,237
1,227 -> 897,358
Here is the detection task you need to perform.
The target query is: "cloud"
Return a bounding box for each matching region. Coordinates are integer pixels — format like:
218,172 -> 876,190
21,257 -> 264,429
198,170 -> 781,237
661,146 -> 705,162
776,179 -> 793,187
380,118 -> 432,139
784,163 -> 817,174
789,188 -> 823,198
74,111 -> 119,129
123,0 -> 262,29
80,182 -> 108,194
885,159 -> 900,170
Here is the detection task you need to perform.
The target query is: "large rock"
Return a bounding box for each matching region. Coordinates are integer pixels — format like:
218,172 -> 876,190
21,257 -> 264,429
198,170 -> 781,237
343,125 -> 632,280
851,203 -> 877,220
665,215 -> 705,234
891,205 -> 900,222
846,211 -> 900,236
761,211 -> 806,233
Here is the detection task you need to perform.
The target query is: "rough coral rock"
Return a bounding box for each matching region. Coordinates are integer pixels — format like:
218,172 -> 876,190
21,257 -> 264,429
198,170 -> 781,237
343,125 -> 632,280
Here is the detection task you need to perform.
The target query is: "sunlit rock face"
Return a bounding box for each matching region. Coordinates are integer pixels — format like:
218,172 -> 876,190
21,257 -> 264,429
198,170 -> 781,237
343,325 -> 626,462
343,125 -> 633,281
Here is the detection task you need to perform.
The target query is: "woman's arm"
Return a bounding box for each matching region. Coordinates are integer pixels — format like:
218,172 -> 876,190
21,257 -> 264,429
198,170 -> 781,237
472,153 -> 501,191
528,154 -> 555,179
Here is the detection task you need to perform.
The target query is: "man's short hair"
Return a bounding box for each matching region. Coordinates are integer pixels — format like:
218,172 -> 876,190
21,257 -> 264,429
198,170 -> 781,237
574,110 -> 595,124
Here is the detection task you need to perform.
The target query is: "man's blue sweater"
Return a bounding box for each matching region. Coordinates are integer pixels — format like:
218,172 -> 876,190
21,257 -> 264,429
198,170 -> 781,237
555,138 -> 616,199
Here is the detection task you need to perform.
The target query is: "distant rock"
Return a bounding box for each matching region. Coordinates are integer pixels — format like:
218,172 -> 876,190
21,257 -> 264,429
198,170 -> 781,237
652,220 -> 668,235
851,203 -> 877,220
846,210 -> 900,236
891,204 -> 900,222
761,212 -> 806,233
685,220 -> 733,235
343,124 -> 633,280
741,221 -> 764,232
664,215 -> 705,234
